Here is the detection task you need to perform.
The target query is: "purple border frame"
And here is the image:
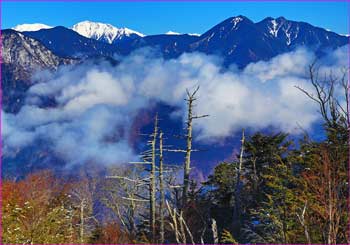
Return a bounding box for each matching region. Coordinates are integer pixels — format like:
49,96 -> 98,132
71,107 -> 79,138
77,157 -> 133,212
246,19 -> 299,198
0,0 -> 349,244
0,0 -> 349,2
1,0 -> 3,243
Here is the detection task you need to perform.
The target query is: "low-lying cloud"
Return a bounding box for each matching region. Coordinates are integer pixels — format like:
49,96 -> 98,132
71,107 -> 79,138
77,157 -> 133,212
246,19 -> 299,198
2,46 -> 348,166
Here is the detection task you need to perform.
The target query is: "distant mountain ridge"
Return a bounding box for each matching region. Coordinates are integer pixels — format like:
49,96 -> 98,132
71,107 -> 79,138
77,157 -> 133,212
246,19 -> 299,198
22,26 -> 120,58
189,15 -> 348,66
10,16 -> 347,67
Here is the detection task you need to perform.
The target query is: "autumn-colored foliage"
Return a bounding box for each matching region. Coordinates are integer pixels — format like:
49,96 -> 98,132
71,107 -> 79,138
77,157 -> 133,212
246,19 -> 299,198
2,171 -> 74,244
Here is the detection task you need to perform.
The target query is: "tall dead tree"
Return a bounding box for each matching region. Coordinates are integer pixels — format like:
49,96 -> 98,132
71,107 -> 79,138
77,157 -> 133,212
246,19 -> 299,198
105,115 -> 159,242
132,114 -> 158,242
233,129 -> 245,229
104,166 -> 148,237
149,114 -> 158,242
159,87 -> 208,209
70,176 -> 97,244
182,86 -> 208,207
131,114 -> 159,242
296,201 -> 311,244
159,131 -> 165,244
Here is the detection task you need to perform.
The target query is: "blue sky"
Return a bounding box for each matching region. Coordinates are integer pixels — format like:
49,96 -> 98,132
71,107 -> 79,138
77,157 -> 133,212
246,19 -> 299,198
2,1 -> 349,35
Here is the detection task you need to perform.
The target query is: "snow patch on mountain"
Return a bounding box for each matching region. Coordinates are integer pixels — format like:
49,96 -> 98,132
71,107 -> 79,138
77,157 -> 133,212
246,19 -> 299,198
12,23 -> 53,32
231,16 -> 244,29
165,31 -> 181,35
166,31 -> 200,36
269,19 -> 279,37
72,20 -> 144,44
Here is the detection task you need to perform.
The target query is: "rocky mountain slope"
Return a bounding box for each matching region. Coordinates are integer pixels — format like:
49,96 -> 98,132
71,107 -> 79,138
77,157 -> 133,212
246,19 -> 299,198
1,29 -> 75,113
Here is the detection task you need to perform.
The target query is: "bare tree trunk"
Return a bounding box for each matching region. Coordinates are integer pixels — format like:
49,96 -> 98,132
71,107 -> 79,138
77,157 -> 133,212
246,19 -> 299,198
179,210 -> 187,244
150,114 -> 158,242
304,222 -> 311,244
182,87 -> 208,207
166,200 -> 195,244
234,129 -> 245,229
328,165 -> 332,245
325,150 -> 338,245
297,201 -> 311,244
183,91 -> 194,208
166,200 -> 180,244
159,131 -> 165,244
252,157 -> 258,191
80,198 -> 85,244
129,199 -> 136,236
211,219 -> 218,244
68,204 -> 74,243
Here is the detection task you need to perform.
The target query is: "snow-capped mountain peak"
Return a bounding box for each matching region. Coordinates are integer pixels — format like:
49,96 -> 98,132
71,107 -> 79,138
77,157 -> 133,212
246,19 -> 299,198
72,20 -> 144,44
12,23 -> 53,32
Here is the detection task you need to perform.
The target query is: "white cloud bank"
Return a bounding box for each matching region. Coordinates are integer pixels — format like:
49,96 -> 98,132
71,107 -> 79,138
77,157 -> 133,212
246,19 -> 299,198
2,46 -> 348,165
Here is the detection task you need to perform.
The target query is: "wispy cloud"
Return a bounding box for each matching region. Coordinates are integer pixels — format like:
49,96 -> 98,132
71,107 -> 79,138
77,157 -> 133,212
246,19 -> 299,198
2,45 -> 348,166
